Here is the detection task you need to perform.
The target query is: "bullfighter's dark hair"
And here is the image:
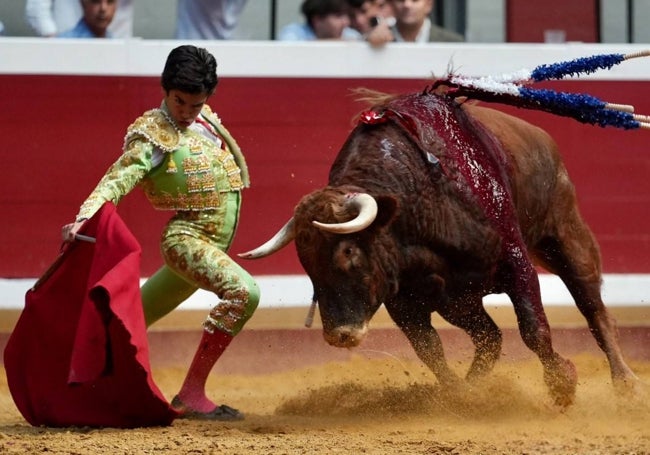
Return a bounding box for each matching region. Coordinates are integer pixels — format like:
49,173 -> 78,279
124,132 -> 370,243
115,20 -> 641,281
301,0 -> 349,26
161,45 -> 218,95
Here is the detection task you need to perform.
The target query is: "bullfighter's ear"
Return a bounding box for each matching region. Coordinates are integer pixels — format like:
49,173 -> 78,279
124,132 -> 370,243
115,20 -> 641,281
373,195 -> 399,228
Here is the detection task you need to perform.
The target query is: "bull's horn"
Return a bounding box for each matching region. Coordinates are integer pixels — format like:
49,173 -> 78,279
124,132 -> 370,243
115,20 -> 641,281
238,218 -> 295,259
312,193 -> 378,234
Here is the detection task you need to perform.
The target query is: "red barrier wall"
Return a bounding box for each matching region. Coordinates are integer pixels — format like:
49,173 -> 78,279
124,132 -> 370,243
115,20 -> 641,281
2,75 -> 649,277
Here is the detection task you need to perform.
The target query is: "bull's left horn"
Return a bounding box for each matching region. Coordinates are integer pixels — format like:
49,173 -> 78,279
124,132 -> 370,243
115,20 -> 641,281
238,218 -> 295,259
312,193 -> 378,234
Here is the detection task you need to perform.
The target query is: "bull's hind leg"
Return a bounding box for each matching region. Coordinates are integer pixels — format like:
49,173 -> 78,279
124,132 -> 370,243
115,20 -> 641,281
533,223 -> 639,392
437,295 -> 502,381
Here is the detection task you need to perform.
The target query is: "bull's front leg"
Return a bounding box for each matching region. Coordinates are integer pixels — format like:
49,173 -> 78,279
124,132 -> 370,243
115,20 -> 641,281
385,303 -> 460,386
505,250 -> 577,407
437,294 -> 502,381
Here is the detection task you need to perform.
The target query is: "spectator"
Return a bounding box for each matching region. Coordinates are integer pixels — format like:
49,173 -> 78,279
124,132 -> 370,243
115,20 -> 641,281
279,0 -> 362,41
346,0 -> 393,36
57,0 -> 116,38
346,0 -> 395,46
390,0 -> 463,42
372,0 -> 394,19
175,0 -> 249,40
347,0 -> 373,35
25,0 -> 133,38
365,0 -> 463,46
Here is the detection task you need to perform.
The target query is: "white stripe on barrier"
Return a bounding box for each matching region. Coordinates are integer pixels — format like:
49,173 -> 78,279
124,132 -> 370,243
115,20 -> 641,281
1,274 -> 647,310
1,39 -> 650,80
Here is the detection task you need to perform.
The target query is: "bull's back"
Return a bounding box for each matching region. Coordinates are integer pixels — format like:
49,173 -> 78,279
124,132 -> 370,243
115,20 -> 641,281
462,103 -> 561,173
462,103 -> 574,240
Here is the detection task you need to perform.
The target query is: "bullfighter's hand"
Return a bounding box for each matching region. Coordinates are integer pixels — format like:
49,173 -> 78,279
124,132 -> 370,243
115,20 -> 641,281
61,220 -> 86,243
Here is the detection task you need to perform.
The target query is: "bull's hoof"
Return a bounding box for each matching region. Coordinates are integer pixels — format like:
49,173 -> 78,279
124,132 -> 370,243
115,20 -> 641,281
613,374 -> 647,401
437,370 -> 465,390
465,357 -> 500,382
543,357 -> 577,408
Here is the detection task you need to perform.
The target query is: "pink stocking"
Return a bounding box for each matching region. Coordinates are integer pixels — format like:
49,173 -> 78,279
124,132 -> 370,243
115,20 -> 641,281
176,329 -> 233,412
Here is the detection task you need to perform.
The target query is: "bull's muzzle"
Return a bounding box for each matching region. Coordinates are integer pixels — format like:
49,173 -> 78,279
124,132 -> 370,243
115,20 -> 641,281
323,323 -> 369,348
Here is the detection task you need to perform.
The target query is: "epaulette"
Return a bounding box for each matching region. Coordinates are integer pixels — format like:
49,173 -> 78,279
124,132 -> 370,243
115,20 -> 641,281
124,109 -> 180,152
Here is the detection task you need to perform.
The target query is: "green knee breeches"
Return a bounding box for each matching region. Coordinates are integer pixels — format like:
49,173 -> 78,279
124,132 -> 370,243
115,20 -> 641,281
140,192 -> 260,335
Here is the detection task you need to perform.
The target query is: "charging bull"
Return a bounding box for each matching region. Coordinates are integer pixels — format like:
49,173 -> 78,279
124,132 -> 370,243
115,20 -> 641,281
239,90 -> 639,406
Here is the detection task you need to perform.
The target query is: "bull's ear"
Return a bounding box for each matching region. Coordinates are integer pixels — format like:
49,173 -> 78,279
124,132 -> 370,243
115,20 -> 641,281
373,195 -> 399,228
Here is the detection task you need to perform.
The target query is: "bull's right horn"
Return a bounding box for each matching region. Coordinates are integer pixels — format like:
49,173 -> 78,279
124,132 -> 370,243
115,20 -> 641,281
238,218 -> 295,259
312,192 -> 378,234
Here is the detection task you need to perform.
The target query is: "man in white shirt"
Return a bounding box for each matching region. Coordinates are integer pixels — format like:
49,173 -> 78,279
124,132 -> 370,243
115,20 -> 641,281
25,0 -> 133,38
175,0 -> 249,40
57,0 -> 117,38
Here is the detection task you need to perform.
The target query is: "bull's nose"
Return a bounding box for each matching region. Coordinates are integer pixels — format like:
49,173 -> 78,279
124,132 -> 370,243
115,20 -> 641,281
336,331 -> 357,346
324,324 -> 368,348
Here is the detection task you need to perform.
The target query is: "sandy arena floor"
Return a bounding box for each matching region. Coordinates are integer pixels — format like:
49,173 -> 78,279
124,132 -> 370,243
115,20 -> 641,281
0,353 -> 648,455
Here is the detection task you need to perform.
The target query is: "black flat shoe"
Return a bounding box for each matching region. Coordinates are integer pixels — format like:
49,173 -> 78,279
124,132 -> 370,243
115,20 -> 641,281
171,395 -> 244,421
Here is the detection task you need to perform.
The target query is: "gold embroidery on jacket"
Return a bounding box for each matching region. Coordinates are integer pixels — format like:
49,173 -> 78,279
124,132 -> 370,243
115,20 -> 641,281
124,109 -> 179,152
147,191 -> 224,211
134,106 -> 245,211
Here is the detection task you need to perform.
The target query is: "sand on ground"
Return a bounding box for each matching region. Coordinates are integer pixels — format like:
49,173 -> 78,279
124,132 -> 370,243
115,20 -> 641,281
0,353 -> 648,455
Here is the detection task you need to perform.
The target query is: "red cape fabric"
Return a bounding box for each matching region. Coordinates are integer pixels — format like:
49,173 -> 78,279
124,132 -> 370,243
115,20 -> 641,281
4,203 -> 177,428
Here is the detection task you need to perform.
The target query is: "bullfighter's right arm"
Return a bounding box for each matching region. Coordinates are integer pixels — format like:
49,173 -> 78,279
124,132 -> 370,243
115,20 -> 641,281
75,138 -> 155,222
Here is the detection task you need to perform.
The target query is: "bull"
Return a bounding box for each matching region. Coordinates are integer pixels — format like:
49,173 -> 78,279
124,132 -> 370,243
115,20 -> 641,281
240,90 -> 639,406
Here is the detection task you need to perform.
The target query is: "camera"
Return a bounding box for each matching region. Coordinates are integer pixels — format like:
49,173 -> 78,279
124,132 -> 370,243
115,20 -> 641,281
369,15 -> 396,28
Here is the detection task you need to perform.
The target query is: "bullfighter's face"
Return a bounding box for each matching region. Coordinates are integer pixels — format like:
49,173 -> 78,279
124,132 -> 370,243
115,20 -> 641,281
163,90 -> 210,130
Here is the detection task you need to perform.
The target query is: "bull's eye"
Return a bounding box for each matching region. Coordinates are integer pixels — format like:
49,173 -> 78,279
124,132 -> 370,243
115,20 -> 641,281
334,241 -> 362,272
